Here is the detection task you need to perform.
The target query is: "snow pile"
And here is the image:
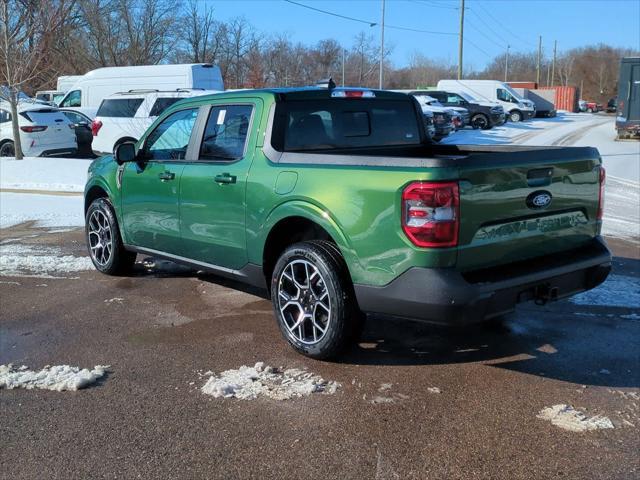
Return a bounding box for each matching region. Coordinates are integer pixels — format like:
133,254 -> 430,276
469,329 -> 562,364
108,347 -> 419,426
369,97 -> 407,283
0,364 -> 108,391
0,243 -> 93,277
0,192 -> 84,229
0,157 -> 88,192
537,404 -> 614,432
571,274 -> 640,308
201,362 -> 340,400
602,176 -> 640,243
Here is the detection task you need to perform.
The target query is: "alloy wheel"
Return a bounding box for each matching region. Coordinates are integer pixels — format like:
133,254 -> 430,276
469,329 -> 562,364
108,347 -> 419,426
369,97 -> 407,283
88,210 -> 113,266
277,259 -> 331,345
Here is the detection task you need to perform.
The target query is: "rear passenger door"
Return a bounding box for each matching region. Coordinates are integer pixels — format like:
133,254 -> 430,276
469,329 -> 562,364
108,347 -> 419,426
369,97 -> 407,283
179,100 -> 262,270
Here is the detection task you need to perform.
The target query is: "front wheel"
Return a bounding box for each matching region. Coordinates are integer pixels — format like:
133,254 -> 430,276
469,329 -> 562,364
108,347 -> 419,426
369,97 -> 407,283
509,110 -> 523,122
271,240 -> 360,359
85,198 -> 136,275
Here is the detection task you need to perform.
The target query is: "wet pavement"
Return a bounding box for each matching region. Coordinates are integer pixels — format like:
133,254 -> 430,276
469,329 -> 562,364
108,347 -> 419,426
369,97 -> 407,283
1,227 -> 639,479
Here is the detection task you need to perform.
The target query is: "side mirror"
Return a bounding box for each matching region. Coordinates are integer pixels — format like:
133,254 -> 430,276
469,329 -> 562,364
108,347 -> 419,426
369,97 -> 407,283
114,142 -> 136,165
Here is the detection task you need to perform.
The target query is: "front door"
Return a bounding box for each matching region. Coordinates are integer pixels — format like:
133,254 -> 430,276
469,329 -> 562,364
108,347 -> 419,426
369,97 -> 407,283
121,107 -> 199,254
179,101 -> 261,270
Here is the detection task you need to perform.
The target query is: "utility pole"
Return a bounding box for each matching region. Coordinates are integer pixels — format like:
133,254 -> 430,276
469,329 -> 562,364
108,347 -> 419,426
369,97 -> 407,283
551,40 -> 557,86
536,35 -> 542,85
457,0 -> 465,79
504,45 -> 510,82
379,0 -> 385,89
342,48 -> 346,87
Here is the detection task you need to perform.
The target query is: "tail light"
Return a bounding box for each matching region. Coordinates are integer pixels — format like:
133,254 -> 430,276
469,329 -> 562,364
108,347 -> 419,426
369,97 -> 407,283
402,181 -> 459,248
597,166 -> 605,221
91,119 -> 103,136
20,126 -> 47,132
331,90 -> 375,98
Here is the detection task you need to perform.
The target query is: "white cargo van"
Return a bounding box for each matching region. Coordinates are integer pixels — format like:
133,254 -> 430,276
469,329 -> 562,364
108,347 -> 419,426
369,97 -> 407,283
437,79 -> 536,122
57,75 -> 83,93
57,64 -> 224,109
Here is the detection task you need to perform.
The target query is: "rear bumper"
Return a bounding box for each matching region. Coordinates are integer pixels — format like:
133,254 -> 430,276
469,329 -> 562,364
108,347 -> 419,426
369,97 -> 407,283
354,237 -> 611,326
40,147 -> 77,157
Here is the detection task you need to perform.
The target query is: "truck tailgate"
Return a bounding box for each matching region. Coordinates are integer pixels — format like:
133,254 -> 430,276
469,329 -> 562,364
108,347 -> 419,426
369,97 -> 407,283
456,146 -> 602,271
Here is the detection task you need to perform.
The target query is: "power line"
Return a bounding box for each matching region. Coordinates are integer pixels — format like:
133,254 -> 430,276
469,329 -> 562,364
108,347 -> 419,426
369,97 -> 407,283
284,0 -> 457,36
283,0 -> 377,27
474,1 -> 537,48
407,0 -> 458,10
468,8 -> 512,46
465,37 -> 494,58
466,20 -> 505,50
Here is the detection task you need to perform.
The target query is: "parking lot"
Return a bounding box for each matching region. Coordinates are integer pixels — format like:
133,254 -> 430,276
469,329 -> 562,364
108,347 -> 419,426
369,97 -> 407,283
0,112 -> 638,479
0,226 -> 639,479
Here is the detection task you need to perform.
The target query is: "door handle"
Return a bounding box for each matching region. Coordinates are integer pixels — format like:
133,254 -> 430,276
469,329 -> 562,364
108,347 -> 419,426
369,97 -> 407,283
214,173 -> 237,184
158,171 -> 175,181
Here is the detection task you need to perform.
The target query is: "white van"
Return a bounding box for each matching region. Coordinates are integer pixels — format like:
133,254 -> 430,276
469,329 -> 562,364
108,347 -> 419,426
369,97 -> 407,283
57,64 -> 224,109
437,79 -> 536,122
57,75 -> 83,93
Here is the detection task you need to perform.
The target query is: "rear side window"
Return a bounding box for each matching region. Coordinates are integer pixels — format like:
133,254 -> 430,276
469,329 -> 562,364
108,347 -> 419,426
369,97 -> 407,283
199,105 -> 253,161
97,98 -> 144,118
274,99 -> 420,151
149,97 -> 183,117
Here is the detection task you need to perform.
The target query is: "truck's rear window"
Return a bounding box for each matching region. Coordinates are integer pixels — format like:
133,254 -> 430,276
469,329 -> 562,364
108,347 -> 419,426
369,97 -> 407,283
273,99 -> 421,151
97,98 -> 144,118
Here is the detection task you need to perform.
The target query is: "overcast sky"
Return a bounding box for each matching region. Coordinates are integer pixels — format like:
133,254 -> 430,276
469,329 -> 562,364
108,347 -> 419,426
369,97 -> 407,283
203,0 -> 640,69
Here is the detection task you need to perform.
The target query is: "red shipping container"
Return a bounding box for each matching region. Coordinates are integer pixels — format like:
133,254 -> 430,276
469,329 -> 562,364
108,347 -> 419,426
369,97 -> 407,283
508,81 -> 538,89
540,86 -> 579,112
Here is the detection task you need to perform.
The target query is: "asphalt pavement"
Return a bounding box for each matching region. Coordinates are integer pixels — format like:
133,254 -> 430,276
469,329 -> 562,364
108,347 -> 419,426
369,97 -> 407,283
1,226 -> 638,479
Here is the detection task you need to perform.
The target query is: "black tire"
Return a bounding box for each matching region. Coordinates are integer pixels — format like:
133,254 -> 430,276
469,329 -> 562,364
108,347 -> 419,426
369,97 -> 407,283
471,113 -> 490,130
509,110 -> 523,122
271,240 -> 360,359
0,140 -> 15,157
85,198 -> 136,275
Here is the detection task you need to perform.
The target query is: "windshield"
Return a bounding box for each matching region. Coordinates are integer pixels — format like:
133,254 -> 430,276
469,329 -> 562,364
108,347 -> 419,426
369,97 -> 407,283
273,99 -> 421,152
458,91 -> 478,102
503,84 -> 525,102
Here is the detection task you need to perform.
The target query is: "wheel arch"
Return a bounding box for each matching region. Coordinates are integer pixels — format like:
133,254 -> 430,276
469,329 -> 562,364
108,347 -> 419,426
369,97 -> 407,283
258,201 -> 358,286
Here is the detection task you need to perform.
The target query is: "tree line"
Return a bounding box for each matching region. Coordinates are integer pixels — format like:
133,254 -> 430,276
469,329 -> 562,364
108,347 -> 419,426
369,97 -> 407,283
2,0 -> 638,102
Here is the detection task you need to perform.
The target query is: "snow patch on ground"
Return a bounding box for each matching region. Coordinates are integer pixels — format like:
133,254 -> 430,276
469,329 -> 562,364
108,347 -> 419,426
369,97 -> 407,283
0,192 -> 84,229
0,243 -> 93,277
0,157 -> 89,192
0,364 -> 108,391
602,176 -> 640,243
537,404 -> 614,432
200,362 -> 340,400
571,274 -> 640,308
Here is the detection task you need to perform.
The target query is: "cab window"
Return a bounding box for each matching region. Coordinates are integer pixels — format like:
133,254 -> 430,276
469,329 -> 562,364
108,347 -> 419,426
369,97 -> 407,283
199,105 -> 253,161
60,90 -> 81,107
143,108 -> 198,161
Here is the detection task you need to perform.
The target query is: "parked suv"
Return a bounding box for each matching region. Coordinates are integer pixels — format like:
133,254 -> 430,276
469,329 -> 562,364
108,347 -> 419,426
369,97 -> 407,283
91,89 -> 219,155
85,86 -> 610,359
0,102 -> 77,157
424,90 -> 505,129
412,92 -> 470,129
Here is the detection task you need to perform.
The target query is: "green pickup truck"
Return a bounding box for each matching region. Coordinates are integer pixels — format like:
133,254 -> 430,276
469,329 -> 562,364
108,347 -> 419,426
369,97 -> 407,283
84,86 -> 611,359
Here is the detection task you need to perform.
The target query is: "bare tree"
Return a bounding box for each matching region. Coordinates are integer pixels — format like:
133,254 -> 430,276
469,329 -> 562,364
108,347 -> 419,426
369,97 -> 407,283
0,0 -> 74,159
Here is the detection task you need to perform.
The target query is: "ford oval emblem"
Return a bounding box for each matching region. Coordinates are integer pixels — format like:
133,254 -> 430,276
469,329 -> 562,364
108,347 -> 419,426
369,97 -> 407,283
526,190 -> 552,209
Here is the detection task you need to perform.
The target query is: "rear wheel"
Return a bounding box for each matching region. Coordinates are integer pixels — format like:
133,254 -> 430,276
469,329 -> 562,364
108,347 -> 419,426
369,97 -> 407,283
85,198 -> 136,275
0,140 -> 15,157
471,114 -> 490,130
271,240 -> 360,359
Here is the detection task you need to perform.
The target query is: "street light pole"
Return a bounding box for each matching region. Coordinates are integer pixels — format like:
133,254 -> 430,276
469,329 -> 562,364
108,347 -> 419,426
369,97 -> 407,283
379,0 -> 385,89
504,45 -> 510,82
342,48 -> 346,87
